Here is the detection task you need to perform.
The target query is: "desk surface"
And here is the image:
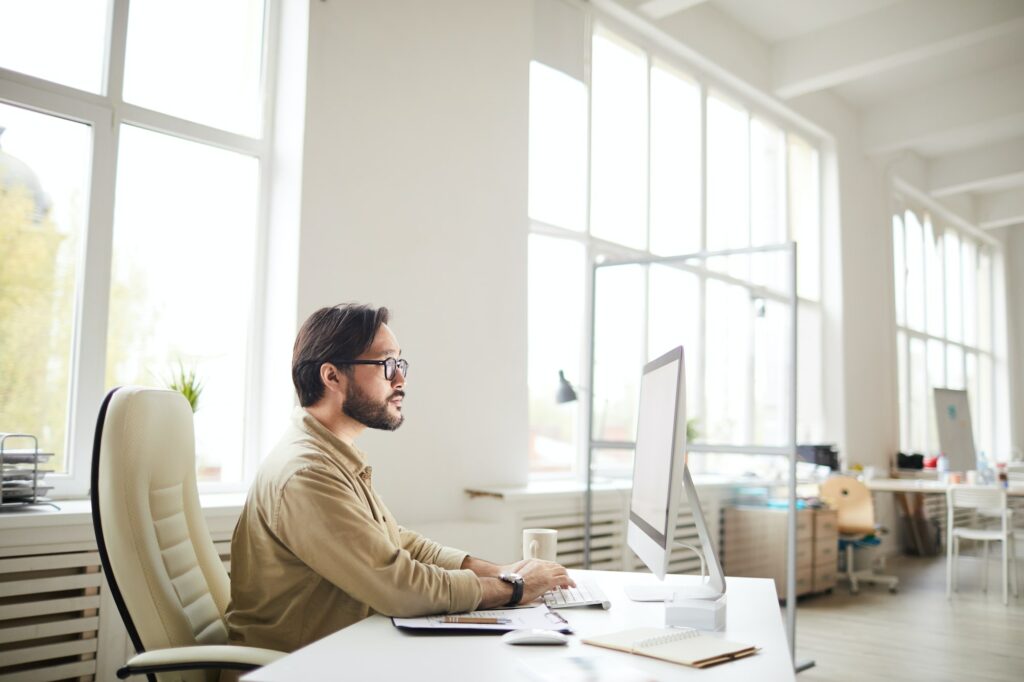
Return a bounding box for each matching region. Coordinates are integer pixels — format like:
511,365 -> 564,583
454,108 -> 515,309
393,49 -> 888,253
866,478 -> 1024,495
243,569 -> 794,682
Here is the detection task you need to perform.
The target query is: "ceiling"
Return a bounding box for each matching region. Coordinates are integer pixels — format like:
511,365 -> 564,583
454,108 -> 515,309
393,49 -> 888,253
618,0 -> 1024,229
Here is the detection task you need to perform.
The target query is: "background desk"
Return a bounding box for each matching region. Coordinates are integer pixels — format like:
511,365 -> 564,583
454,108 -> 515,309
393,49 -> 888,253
243,569 -> 794,681
866,479 -> 1024,555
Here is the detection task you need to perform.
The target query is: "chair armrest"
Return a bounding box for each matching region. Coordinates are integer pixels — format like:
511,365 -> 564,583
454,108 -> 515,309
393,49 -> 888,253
118,645 -> 286,679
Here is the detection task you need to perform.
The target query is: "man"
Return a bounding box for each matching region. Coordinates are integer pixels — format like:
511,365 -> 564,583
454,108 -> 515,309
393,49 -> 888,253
225,304 -> 574,653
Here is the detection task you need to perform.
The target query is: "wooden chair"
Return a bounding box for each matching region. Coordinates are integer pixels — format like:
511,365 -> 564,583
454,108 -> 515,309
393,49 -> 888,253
820,476 -> 899,594
946,485 -> 1017,605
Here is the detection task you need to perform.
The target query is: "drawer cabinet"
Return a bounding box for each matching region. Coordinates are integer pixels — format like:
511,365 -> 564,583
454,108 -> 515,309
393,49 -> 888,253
723,506 -> 838,599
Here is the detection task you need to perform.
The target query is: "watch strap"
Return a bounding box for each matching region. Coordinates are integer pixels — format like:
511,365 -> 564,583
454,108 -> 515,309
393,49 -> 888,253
500,573 -> 525,606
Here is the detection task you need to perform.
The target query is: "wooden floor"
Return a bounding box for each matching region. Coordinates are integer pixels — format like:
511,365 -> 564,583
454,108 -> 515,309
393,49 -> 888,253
793,554 -> 1023,682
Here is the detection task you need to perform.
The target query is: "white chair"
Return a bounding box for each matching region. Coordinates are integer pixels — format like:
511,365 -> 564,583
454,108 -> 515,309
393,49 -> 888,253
91,386 -> 285,679
945,485 -> 1018,605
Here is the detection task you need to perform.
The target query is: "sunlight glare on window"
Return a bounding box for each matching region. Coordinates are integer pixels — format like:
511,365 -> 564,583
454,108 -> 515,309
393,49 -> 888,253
124,0 -> 266,135
590,31 -> 647,250
924,216 -> 944,338
528,234 -> 585,475
648,264 -> 700,422
528,61 -> 587,232
592,264 -> 645,443
904,210 -> 924,332
0,0 -> 109,93
649,64 -> 701,256
706,93 -> 748,277
107,126 -> 259,483
944,230 -> 961,342
788,134 -> 820,300
892,214 -> 905,327
704,279 -> 752,445
0,104 -> 90,474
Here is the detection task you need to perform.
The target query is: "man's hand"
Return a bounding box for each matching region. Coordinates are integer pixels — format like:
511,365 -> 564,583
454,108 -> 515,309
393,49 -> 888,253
517,559 -> 575,604
474,558 -> 575,608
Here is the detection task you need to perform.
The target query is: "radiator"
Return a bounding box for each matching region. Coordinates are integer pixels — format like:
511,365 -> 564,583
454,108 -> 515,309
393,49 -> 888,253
466,485 -> 725,574
0,551 -> 102,682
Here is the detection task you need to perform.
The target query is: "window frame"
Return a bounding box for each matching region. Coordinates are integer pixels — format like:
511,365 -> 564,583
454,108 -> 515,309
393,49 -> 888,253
0,0 -> 280,496
527,13 -> 827,481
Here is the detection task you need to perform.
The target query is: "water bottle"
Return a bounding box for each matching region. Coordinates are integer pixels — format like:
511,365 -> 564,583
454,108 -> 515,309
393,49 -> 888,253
977,451 -> 993,485
937,453 -> 949,481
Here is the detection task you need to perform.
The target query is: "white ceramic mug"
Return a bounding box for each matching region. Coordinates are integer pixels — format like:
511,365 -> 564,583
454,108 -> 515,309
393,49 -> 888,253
522,528 -> 558,562
966,470 -> 978,485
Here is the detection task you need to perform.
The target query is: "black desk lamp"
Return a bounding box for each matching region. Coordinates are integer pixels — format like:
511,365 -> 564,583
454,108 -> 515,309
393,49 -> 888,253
556,370 -> 579,404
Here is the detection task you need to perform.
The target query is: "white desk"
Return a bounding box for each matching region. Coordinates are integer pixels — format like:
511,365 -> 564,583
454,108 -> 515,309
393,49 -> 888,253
243,569 -> 794,681
866,478 -> 1024,496
865,479 -> 1024,555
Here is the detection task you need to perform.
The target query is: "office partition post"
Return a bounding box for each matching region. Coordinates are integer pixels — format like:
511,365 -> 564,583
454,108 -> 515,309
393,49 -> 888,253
583,260 -> 599,570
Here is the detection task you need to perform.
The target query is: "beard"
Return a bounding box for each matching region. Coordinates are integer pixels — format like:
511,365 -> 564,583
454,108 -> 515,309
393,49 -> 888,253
343,381 -> 404,431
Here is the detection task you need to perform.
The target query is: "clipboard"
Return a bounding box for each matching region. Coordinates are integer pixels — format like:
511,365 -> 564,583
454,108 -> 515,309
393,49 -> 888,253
392,604 -> 572,633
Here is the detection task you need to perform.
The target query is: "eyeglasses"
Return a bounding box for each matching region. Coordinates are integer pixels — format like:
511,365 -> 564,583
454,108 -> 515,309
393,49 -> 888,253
332,357 -> 409,381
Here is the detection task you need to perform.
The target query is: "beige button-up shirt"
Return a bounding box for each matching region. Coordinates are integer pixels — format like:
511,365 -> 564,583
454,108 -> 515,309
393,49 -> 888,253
225,408 -> 483,653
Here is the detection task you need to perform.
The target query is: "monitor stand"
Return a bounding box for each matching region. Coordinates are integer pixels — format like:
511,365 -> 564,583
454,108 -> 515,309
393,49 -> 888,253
625,583 -> 723,602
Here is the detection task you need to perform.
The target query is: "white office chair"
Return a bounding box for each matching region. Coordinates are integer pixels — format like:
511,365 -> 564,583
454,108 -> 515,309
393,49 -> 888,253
945,485 -> 1018,605
91,386 -> 285,680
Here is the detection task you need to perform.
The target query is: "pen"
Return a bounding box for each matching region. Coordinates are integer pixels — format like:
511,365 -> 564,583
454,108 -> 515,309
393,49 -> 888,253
441,616 -> 511,624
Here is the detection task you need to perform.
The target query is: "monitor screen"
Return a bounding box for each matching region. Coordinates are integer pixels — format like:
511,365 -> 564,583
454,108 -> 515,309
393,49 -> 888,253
630,355 -> 681,547
934,388 -> 976,472
625,346 -> 725,596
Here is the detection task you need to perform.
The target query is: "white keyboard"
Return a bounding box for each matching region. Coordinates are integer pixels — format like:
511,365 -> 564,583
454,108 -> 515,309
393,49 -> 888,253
543,580 -> 611,609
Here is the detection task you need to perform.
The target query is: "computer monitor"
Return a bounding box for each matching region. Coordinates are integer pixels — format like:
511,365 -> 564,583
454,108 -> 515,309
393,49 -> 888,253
934,388 -> 976,473
625,346 -> 725,601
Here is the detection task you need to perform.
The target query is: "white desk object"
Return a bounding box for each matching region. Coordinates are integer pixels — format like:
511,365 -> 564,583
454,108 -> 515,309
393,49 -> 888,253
242,569 -> 794,682
865,478 -> 1024,555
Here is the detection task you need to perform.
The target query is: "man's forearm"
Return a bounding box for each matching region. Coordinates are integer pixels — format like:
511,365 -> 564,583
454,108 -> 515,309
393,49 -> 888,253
463,557 -> 519,607
461,555 -> 503,578
477,576 -> 515,608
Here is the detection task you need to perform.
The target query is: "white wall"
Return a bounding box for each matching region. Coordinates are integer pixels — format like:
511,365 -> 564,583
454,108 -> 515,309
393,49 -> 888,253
296,0 -> 532,524
290,1 -> 1019,530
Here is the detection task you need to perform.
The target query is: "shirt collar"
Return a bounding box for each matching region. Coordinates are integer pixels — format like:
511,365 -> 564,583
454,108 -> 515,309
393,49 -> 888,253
293,407 -> 372,481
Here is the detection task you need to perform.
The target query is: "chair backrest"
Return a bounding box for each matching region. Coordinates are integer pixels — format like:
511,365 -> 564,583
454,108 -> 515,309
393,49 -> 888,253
819,476 -> 876,536
947,485 -> 1006,511
91,387 -> 229,682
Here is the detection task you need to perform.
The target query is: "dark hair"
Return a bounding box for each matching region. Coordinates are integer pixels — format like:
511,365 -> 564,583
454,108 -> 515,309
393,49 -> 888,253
292,304 -> 390,407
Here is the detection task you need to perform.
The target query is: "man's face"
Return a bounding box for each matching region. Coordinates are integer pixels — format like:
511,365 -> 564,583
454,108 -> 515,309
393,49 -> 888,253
341,323 -> 405,431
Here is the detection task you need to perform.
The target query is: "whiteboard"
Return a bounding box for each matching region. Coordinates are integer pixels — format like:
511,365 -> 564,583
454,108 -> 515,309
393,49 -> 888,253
933,388 -> 976,472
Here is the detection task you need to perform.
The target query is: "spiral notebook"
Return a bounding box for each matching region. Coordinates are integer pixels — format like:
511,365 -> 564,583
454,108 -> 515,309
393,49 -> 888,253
582,627 -> 758,669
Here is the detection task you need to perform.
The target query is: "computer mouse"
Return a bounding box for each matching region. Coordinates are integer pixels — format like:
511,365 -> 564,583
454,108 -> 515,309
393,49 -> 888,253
501,629 -> 570,645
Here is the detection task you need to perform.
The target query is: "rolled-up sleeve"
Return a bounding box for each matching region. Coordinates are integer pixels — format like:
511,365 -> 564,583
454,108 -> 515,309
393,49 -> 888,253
274,466 -> 482,617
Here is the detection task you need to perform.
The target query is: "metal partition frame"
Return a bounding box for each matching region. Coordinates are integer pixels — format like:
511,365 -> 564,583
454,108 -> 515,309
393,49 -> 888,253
582,241 -> 802,666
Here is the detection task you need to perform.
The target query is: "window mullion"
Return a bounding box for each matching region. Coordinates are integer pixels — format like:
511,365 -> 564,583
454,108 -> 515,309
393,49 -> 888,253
59,0 -> 130,495
64,110 -> 120,496
105,0 -> 130,103
245,0 -> 282,482
118,103 -> 264,155
697,79 -> 708,433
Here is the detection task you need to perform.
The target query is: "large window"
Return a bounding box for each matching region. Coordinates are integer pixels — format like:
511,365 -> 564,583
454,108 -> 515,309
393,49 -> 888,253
892,206 -> 1009,461
0,0 -> 276,494
528,24 -> 824,478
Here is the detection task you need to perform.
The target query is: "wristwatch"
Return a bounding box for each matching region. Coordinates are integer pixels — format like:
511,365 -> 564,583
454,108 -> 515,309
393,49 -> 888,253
499,572 -> 525,607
